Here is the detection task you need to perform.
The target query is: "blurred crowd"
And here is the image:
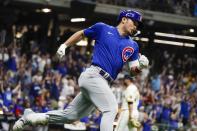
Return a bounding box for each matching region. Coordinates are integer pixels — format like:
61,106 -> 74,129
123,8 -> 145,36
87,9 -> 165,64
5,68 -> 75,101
97,0 -> 197,17
0,24 -> 197,131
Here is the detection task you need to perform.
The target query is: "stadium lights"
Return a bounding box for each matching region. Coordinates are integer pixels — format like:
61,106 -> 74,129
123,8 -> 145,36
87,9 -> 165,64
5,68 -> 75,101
184,43 -> 195,47
133,37 -> 149,42
41,8 -> 51,13
155,32 -> 197,41
91,40 -> 95,46
154,39 -> 195,48
76,40 -> 88,46
71,18 -> 86,22
140,37 -> 149,42
16,32 -> 22,38
189,29 -> 194,33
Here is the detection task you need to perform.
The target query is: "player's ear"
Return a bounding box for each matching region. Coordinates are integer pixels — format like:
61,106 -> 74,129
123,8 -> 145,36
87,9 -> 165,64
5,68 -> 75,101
121,17 -> 127,24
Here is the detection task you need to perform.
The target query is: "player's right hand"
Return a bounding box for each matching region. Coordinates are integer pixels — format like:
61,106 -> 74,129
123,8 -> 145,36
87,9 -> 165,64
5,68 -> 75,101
56,44 -> 67,60
138,55 -> 149,70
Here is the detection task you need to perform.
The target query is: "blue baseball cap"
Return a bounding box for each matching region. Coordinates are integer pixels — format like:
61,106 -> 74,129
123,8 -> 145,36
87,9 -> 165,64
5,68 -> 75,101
117,10 -> 143,29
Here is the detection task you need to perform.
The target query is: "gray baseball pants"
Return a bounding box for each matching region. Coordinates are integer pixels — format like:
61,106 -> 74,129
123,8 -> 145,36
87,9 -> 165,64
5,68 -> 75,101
46,65 -> 118,131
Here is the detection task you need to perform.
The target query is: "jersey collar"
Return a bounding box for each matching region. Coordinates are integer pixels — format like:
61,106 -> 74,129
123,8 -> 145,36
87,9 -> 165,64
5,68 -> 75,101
114,27 -> 129,39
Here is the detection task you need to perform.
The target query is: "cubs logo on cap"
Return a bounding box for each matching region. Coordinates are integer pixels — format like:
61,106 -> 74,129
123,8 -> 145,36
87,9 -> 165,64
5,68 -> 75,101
117,10 -> 143,29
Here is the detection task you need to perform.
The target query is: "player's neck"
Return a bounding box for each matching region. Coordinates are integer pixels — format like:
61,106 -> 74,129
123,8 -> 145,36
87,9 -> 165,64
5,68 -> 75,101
116,25 -> 127,36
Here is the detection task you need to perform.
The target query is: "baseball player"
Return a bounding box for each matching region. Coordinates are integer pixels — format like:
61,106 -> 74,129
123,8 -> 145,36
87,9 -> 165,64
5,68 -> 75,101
115,75 -> 146,131
13,10 -> 149,131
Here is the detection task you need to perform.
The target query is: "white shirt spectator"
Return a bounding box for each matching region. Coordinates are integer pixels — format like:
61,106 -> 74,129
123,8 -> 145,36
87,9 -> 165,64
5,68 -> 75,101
60,78 -> 75,100
0,52 -> 9,62
38,56 -> 46,73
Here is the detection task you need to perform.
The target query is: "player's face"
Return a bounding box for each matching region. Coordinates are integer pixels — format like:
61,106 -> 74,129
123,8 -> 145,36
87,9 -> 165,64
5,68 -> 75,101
124,18 -> 138,36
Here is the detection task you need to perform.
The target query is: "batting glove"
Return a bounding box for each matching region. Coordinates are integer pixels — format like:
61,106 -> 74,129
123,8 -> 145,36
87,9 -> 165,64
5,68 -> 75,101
138,55 -> 149,70
56,44 -> 67,60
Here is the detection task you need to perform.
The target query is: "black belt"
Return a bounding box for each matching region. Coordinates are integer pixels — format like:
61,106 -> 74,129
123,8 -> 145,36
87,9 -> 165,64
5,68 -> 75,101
92,63 -> 114,83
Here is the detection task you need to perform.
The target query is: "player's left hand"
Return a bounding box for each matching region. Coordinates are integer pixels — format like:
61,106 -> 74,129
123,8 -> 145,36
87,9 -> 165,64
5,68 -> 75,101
138,55 -> 149,70
129,118 -> 141,128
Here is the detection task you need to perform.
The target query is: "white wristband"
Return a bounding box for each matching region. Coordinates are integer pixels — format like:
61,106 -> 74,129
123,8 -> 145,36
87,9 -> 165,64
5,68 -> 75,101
61,43 -> 68,50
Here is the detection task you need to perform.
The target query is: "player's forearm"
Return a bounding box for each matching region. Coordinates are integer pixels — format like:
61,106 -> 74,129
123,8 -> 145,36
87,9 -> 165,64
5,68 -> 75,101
128,102 -> 133,119
63,30 -> 84,47
56,30 -> 85,59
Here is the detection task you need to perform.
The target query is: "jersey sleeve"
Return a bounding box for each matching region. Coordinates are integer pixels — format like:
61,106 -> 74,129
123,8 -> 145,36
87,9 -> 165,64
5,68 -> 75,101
83,22 -> 104,40
129,42 -> 139,61
128,42 -> 140,67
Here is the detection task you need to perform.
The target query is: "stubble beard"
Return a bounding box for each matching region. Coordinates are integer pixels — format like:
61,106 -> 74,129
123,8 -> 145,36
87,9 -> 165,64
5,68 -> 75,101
129,29 -> 137,37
